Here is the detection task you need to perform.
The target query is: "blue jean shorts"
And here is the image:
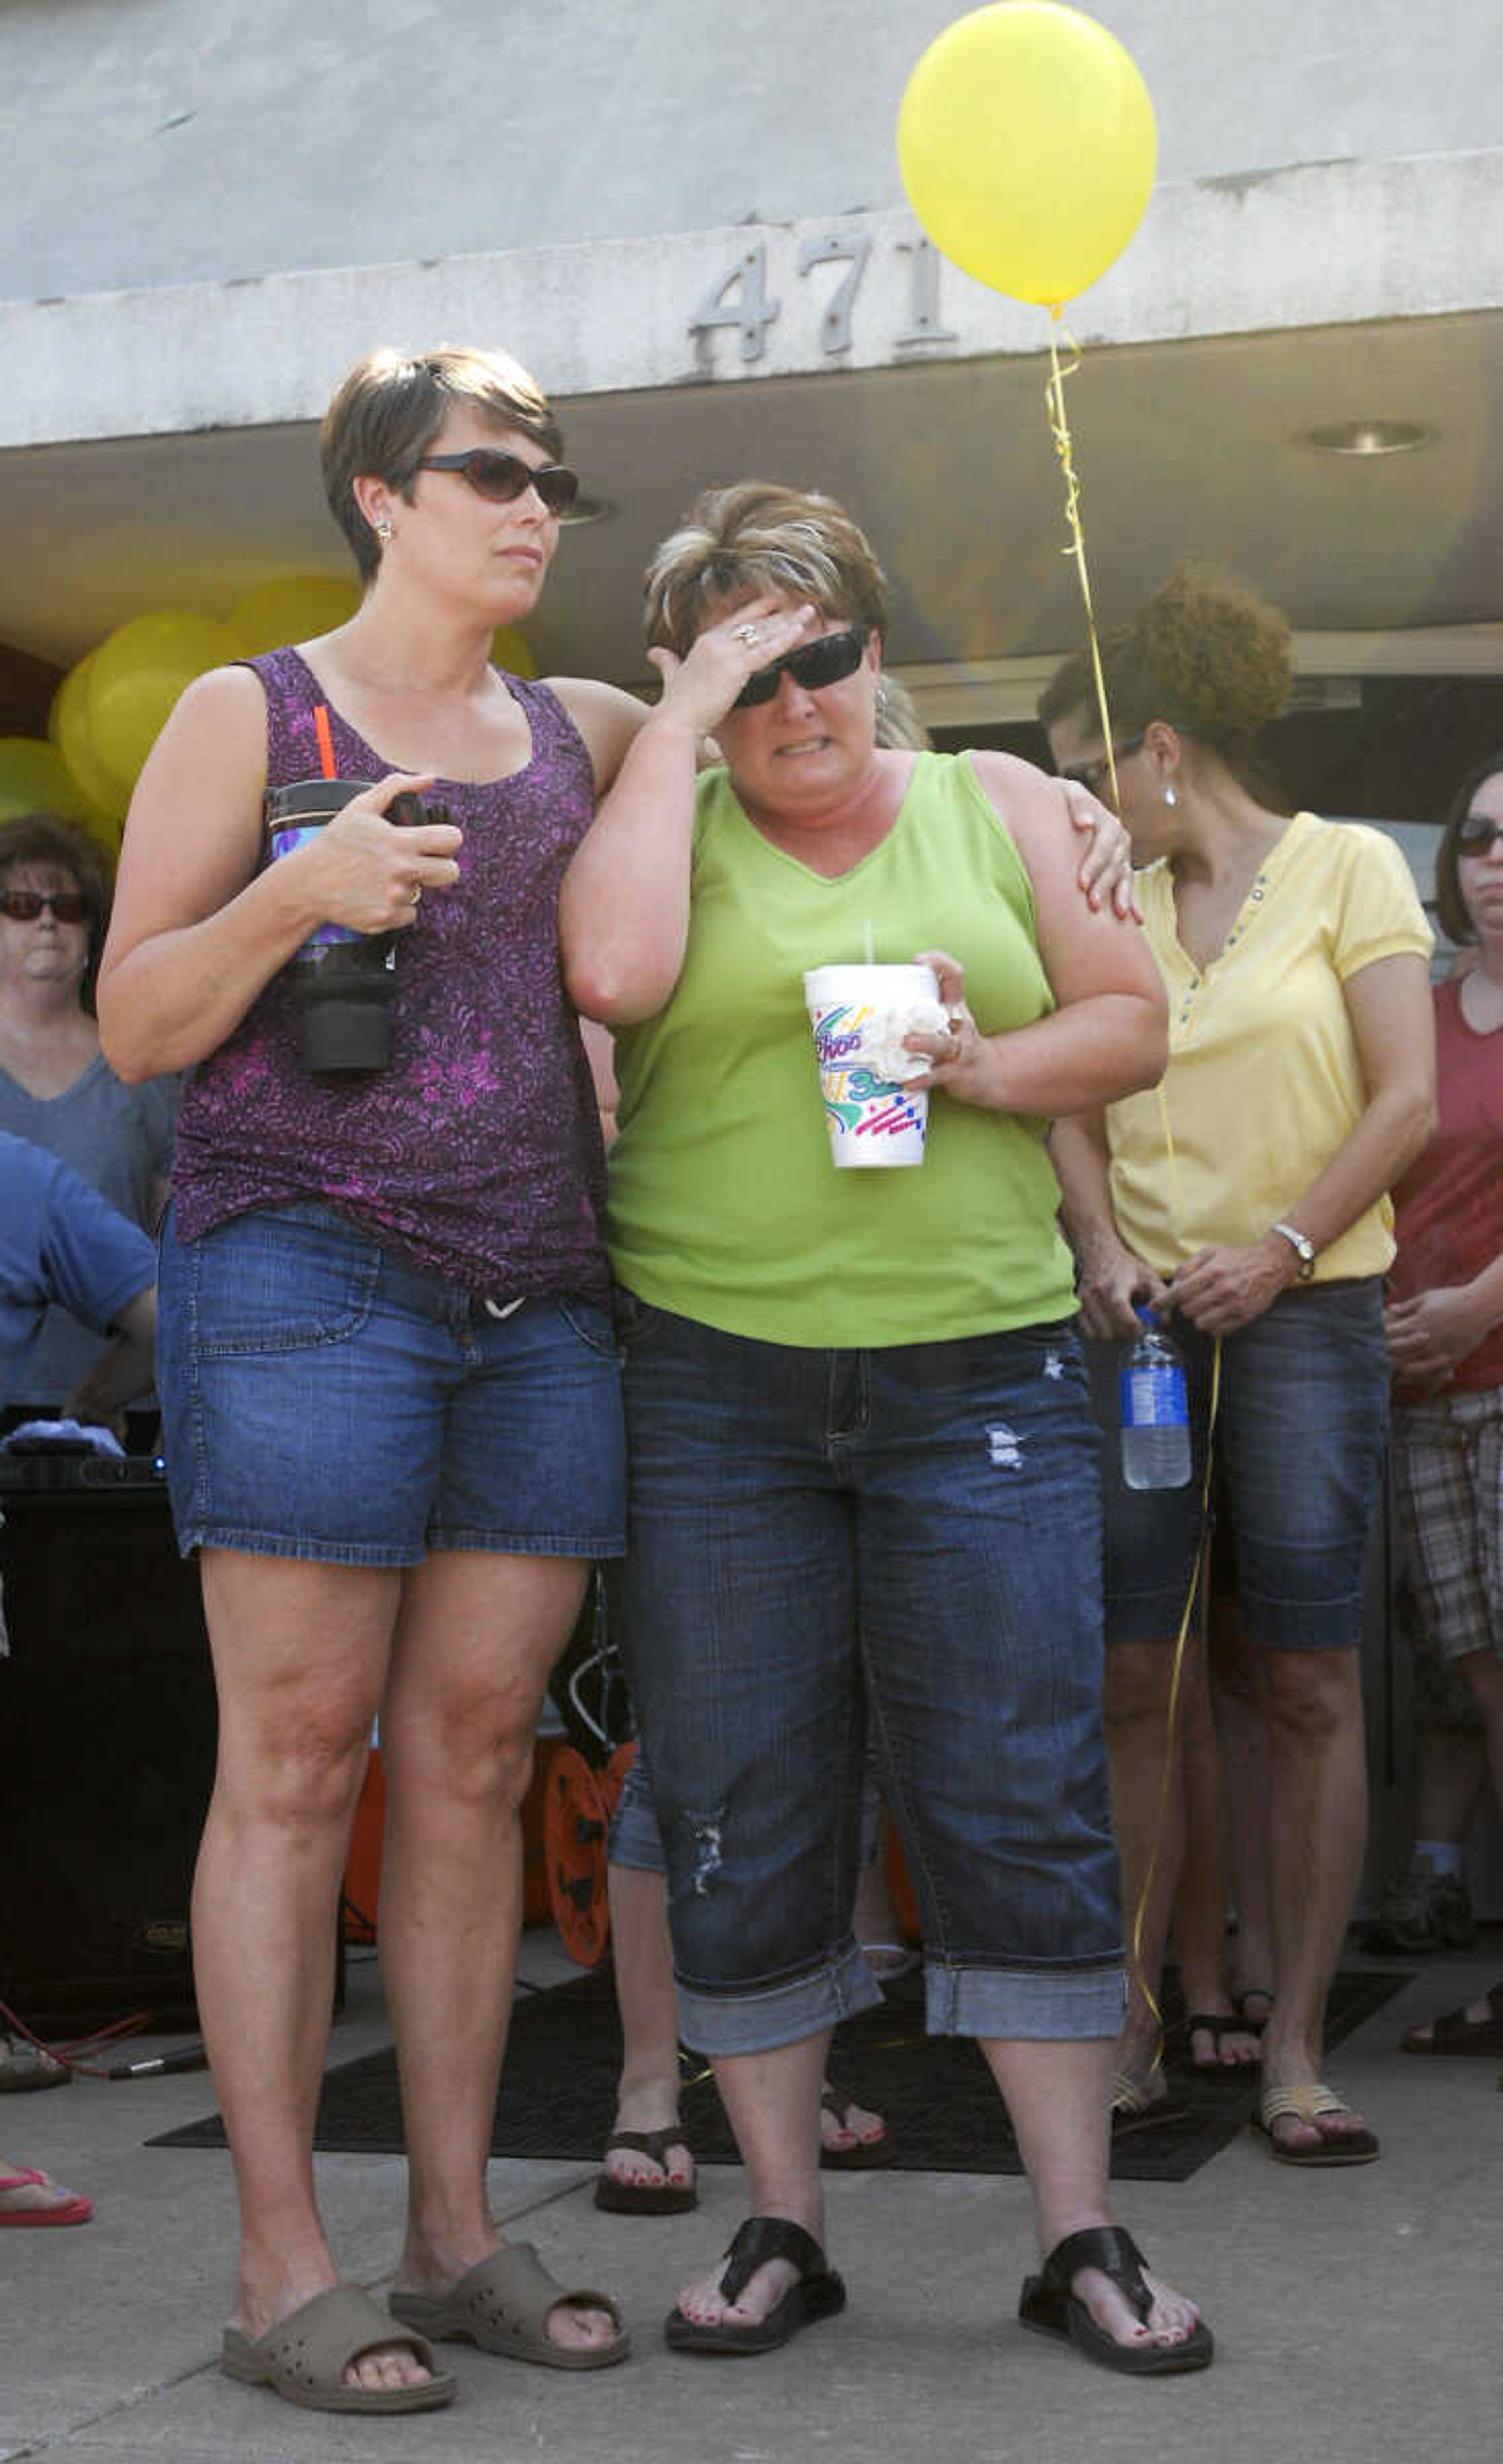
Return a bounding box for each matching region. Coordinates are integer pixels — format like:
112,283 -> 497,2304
606,1293 -> 1125,2058
157,1200 -> 626,1566
1086,1278 -> 1390,1651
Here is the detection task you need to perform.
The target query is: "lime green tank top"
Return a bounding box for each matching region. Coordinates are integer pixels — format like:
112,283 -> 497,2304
607,751 -> 1076,1347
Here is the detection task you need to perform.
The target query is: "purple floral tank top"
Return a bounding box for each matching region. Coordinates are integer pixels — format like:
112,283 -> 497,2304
171,647 -> 608,1305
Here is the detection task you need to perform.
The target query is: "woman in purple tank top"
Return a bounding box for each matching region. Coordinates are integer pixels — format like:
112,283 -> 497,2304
97,348 -> 665,2414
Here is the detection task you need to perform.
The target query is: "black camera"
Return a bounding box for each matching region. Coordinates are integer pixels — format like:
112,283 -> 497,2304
264,778 -> 436,1077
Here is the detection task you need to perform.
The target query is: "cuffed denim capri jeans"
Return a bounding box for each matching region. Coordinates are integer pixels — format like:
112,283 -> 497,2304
606,1292 -> 1126,2058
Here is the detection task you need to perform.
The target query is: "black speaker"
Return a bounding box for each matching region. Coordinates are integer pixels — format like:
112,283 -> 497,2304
0,1458 -> 216,2027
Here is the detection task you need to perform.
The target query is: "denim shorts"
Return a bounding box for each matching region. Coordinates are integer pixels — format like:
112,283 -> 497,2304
1085,1279 -> 1390,1652
606,1293 -> 1125,2058
157,1200 -> 625,1565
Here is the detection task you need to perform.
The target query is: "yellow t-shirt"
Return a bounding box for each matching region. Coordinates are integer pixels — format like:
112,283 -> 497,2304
1107,813 -> 1432,1280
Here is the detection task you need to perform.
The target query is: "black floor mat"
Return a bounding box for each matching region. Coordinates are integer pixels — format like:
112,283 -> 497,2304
150,1963 -> 1411,2183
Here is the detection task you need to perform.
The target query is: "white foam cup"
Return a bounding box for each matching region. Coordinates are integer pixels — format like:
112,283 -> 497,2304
801,961 -> 943,1168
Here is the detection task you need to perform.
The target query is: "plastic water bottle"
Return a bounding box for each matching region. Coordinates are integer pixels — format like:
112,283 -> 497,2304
1119,1304 -> 1191,1490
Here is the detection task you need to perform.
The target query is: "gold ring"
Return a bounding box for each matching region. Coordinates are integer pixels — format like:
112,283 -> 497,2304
410,884 -> 422,907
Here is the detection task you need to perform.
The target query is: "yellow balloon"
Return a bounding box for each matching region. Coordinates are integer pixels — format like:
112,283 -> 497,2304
490,626 -> 536,678
0,735 -> 104,830
229,572 -> 362,657
49,654 -> 128,832
85,610 -> 239,801
897,2 -> 1157,307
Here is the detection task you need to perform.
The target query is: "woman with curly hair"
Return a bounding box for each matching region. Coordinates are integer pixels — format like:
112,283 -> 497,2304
1041,563 -> 1435,2165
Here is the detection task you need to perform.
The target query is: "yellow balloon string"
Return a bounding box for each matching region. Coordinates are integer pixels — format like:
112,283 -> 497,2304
1045,305 -> 1190,2085
1045,307 -> 1123,813
1124,1335 -> 1222,2086
1044,321 -> 1224,2088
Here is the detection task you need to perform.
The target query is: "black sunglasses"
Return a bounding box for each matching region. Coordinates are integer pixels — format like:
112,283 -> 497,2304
415,449 -> 579,517
1458,814 -> 1503,855
732,624 -> 873,709
0,888 -> 92,924
1058,730 -> 1147,796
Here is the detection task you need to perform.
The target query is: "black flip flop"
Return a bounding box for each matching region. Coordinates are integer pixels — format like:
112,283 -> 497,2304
1019,2225 -> 1213,2376
665,2216 -> 847,2355
819,2086 -> 899,2170
594,2126 -> 698,2214
1184,2012 -> 1263,2070
1399,1981 -> 1503,2057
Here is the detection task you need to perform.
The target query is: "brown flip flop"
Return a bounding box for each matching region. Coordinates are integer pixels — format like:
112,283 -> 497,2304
595,2124 -> 698,2213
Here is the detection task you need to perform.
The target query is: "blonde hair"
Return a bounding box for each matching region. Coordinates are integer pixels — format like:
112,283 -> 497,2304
644,481 -> 889,656
321,344 -> 564,582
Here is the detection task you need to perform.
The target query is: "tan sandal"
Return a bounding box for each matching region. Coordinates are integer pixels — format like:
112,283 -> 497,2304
1254,2081 -> 1379,2166
390,2242 -> 630,2371
221,2284 -> 456,2413
1108,2066 -> 1168,2136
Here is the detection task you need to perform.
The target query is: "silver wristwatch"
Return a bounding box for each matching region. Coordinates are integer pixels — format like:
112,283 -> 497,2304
1271,1221 -> 1316,1282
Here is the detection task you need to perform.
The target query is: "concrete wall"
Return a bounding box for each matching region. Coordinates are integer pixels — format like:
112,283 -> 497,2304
3,0 -> 1499,303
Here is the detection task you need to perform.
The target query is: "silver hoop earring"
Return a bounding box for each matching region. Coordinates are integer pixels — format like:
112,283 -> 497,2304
875,678 -> 890,712
1164,785 -> 1178,807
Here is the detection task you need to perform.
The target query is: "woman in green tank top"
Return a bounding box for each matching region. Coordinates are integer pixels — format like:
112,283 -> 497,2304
559,483 -> 1212,2376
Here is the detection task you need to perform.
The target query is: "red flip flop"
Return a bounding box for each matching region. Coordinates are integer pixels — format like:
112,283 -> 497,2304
0,2167 -> 93,2227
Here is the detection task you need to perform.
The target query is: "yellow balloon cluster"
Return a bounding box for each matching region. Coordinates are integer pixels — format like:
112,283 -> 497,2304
85,612 -> 239,804
228,573 -> 362,657
29,576 -> 535,847
897,2 -> 1157,308
0,736 -> 105,835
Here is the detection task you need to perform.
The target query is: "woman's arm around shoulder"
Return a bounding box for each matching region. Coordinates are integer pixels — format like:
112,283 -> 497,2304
98,665 -> 461,1082
950,750 -> 1166,1114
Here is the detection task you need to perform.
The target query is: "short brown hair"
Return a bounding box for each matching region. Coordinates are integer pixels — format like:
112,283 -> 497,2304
1436,749 -> 1503,945
321,344 -> 565,582
1038,560 -> 1292,801
644,481 -> 890,658
0,811 -> 113,1010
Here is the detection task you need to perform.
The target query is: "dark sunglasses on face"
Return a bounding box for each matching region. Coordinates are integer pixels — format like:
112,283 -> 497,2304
1458,815 -> 1503,856
1057,730 -> 1147,796
732,624 -> 874,709
0,888 -> 91,924
414,449 -> 579,517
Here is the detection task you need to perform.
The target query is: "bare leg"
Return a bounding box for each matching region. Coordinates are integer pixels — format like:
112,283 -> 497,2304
1174,1626 -> 1260,2067
672,2032 -> 830,2329
383,1552 -> 616,2352
980,2039 -> 1202,2352
1458,1648 -> 1503,1818
1103,1640 -> 1185,2095
1211,1610 -> 1275,2018
192,1550 -> 427,2393
1260,1646 -> 1372,2151
1402,1652 -> 1503,2046
1411,1716 -> 1487,1843
602,1861 -> 693,2195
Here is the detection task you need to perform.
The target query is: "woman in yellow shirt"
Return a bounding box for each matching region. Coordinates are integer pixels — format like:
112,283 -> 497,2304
1043,563 -> 1435,2165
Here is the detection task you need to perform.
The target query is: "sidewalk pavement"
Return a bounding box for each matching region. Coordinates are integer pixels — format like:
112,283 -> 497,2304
3,1929 -> 1500,2464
